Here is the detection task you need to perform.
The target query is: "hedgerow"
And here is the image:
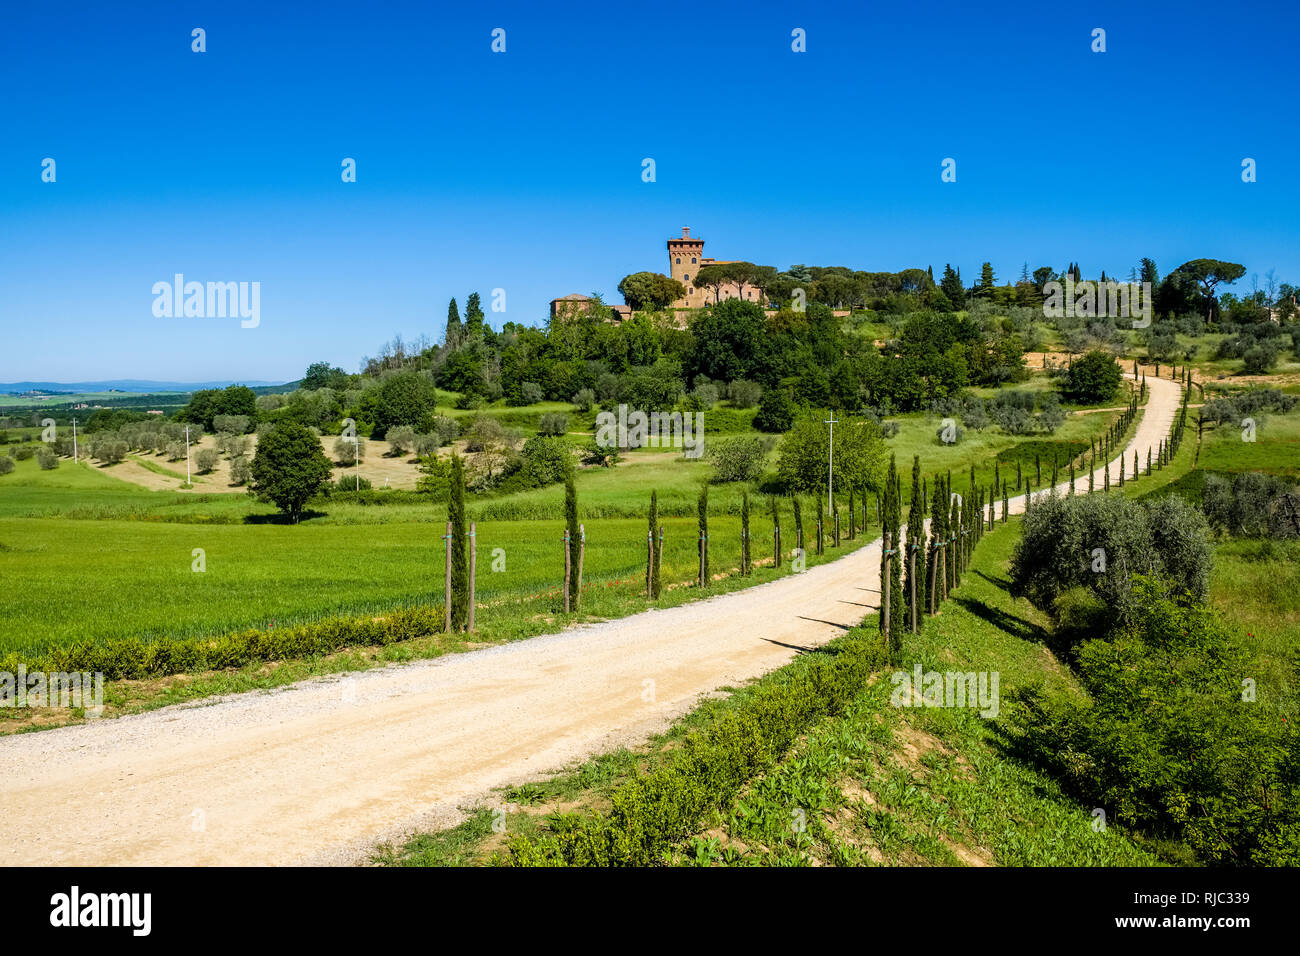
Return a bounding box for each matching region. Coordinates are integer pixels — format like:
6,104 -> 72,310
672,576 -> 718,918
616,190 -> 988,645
499,629 -> 888,866
4,604 -> 444,680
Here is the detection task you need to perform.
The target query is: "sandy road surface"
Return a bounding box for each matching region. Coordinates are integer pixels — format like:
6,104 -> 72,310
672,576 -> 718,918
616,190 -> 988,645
0,375 -> 1180,866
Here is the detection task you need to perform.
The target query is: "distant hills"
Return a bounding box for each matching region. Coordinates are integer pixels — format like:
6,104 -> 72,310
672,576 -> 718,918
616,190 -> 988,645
0,380 -> 287,394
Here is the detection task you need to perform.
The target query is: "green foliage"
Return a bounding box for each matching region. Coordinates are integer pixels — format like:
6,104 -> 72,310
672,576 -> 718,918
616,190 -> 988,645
500,629 -> 888,866
1009,579 -> 1300,865
706,435 -> 768,483
249,421 -> 334,522
449,454 -> 469,630
1010,492 -> 1212,628
4,605 -> 444,681
1061,350 -> 1123,403
776,410 -> 887,497
1203,472 -> 1300,539
364,372 -> 439,435
565,474 -> 580,610
618,271 -> 685,311
698,484 -> 709,585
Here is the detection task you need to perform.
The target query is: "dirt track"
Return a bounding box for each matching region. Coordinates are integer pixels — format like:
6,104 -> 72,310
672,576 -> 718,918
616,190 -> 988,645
0,374 -> 1181,866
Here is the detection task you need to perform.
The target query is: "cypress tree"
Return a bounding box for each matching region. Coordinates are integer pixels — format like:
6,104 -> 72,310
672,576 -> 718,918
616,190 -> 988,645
697,484 -> 709,586
649,490 -> 661,596
793,495 -> 804,559
565,473 -> 580,609
464,292 -> 485,339
1016,459 -> 1022,491
444,297 -> 462,349
739,490 -> 750,577
448,453 -> 469,630
771,496 -> 781,568
904,455 -> 926,629
1035,453 -> 1041,484
847,486 -> 855,539
929,480 -> 947,611
1133,450 -> 1139,482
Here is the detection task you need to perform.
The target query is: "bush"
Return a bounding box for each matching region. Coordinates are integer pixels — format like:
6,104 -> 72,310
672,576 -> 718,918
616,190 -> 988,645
93,439 -> 129,464
332,435 -> 366,464
229,455 -> 252,486
212,414 -> 251,435
1242,344 -> 1278,375
707,436 -> 769,483
727,379 -> 762,408
1009,580 -> 1300,865
1010,492 -> 1211,628
494,436 -> 573,493
13,445 -> 36,461
0,457 -> 13,476
571,388 -> 595,412
537,413 -> 569,437
1203,472 -> 1299,539
37,446 -> 58,470
1061,350 -> 1123,403
385,425 -> 416,455
752,389 -> 794,433
334,474 -> 372,492
194,448 -> 220,473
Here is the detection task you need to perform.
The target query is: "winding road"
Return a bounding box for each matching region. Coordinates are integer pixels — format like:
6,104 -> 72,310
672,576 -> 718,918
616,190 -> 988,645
0,373 -> 1181,866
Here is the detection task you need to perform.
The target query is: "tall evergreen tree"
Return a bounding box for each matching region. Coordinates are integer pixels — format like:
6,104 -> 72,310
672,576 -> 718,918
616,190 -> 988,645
464,292 -> 485,339
740,490 -> 751,576
697,484 -> 709,585
444,297 -> 462,348
940,263 -> 964,307
648,490 -> 661,597
904,455 -> 927,628
793,496 -> 804,558
565,473 -> 580,609
448,454 -> 469,630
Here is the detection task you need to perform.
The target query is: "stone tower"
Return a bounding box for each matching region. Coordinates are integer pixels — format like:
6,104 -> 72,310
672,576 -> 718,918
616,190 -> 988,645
667,226 -> 706,300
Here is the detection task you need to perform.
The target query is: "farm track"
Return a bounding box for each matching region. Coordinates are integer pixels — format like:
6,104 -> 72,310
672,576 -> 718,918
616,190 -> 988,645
0,374 -> 1181,866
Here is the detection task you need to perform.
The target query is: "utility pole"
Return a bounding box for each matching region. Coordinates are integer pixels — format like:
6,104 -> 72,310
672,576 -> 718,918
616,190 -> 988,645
185,424 -> 191,484
824,412 -> 839,516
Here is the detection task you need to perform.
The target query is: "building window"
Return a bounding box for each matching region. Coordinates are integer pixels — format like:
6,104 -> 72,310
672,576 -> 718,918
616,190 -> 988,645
691,257 -> 697,264
675,257 -> 681,264
684,274 -> 689,282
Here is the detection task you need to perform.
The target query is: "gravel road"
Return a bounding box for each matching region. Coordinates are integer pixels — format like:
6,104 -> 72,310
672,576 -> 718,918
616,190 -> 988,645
0,374 -> 1180,866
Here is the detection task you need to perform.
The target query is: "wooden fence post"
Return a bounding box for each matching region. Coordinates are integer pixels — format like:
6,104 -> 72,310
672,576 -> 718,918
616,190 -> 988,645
646,529 -> 653,597
468,521 -> 476,632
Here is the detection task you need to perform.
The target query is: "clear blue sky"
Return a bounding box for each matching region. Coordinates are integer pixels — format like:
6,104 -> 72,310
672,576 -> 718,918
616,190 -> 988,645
1,0 -> 1296,384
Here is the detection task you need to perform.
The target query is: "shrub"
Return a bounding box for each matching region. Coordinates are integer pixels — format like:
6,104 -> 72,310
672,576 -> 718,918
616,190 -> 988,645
334,474 -> 372,492
37,446 -> 59,470
194,448 -> 220,473
537,413 -> 569,437
727,379 -> 762,408
93,440 -> 129,464
571,388 -> 596,412
707,435 -> 769,483
212,414 -> 251,435
385,425 -> 416,455
1242,344 -> 1278,375
1010,492 -> 1211,627
332,435 -> 366,464
228,455 -> 252,486
752,388 -> 794,433
13,444 -> 36,461
1203,472 -> 1299,539
0,457 -> 13,476
1009,580 -> 1300,865
1061,350 -> 1123,403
